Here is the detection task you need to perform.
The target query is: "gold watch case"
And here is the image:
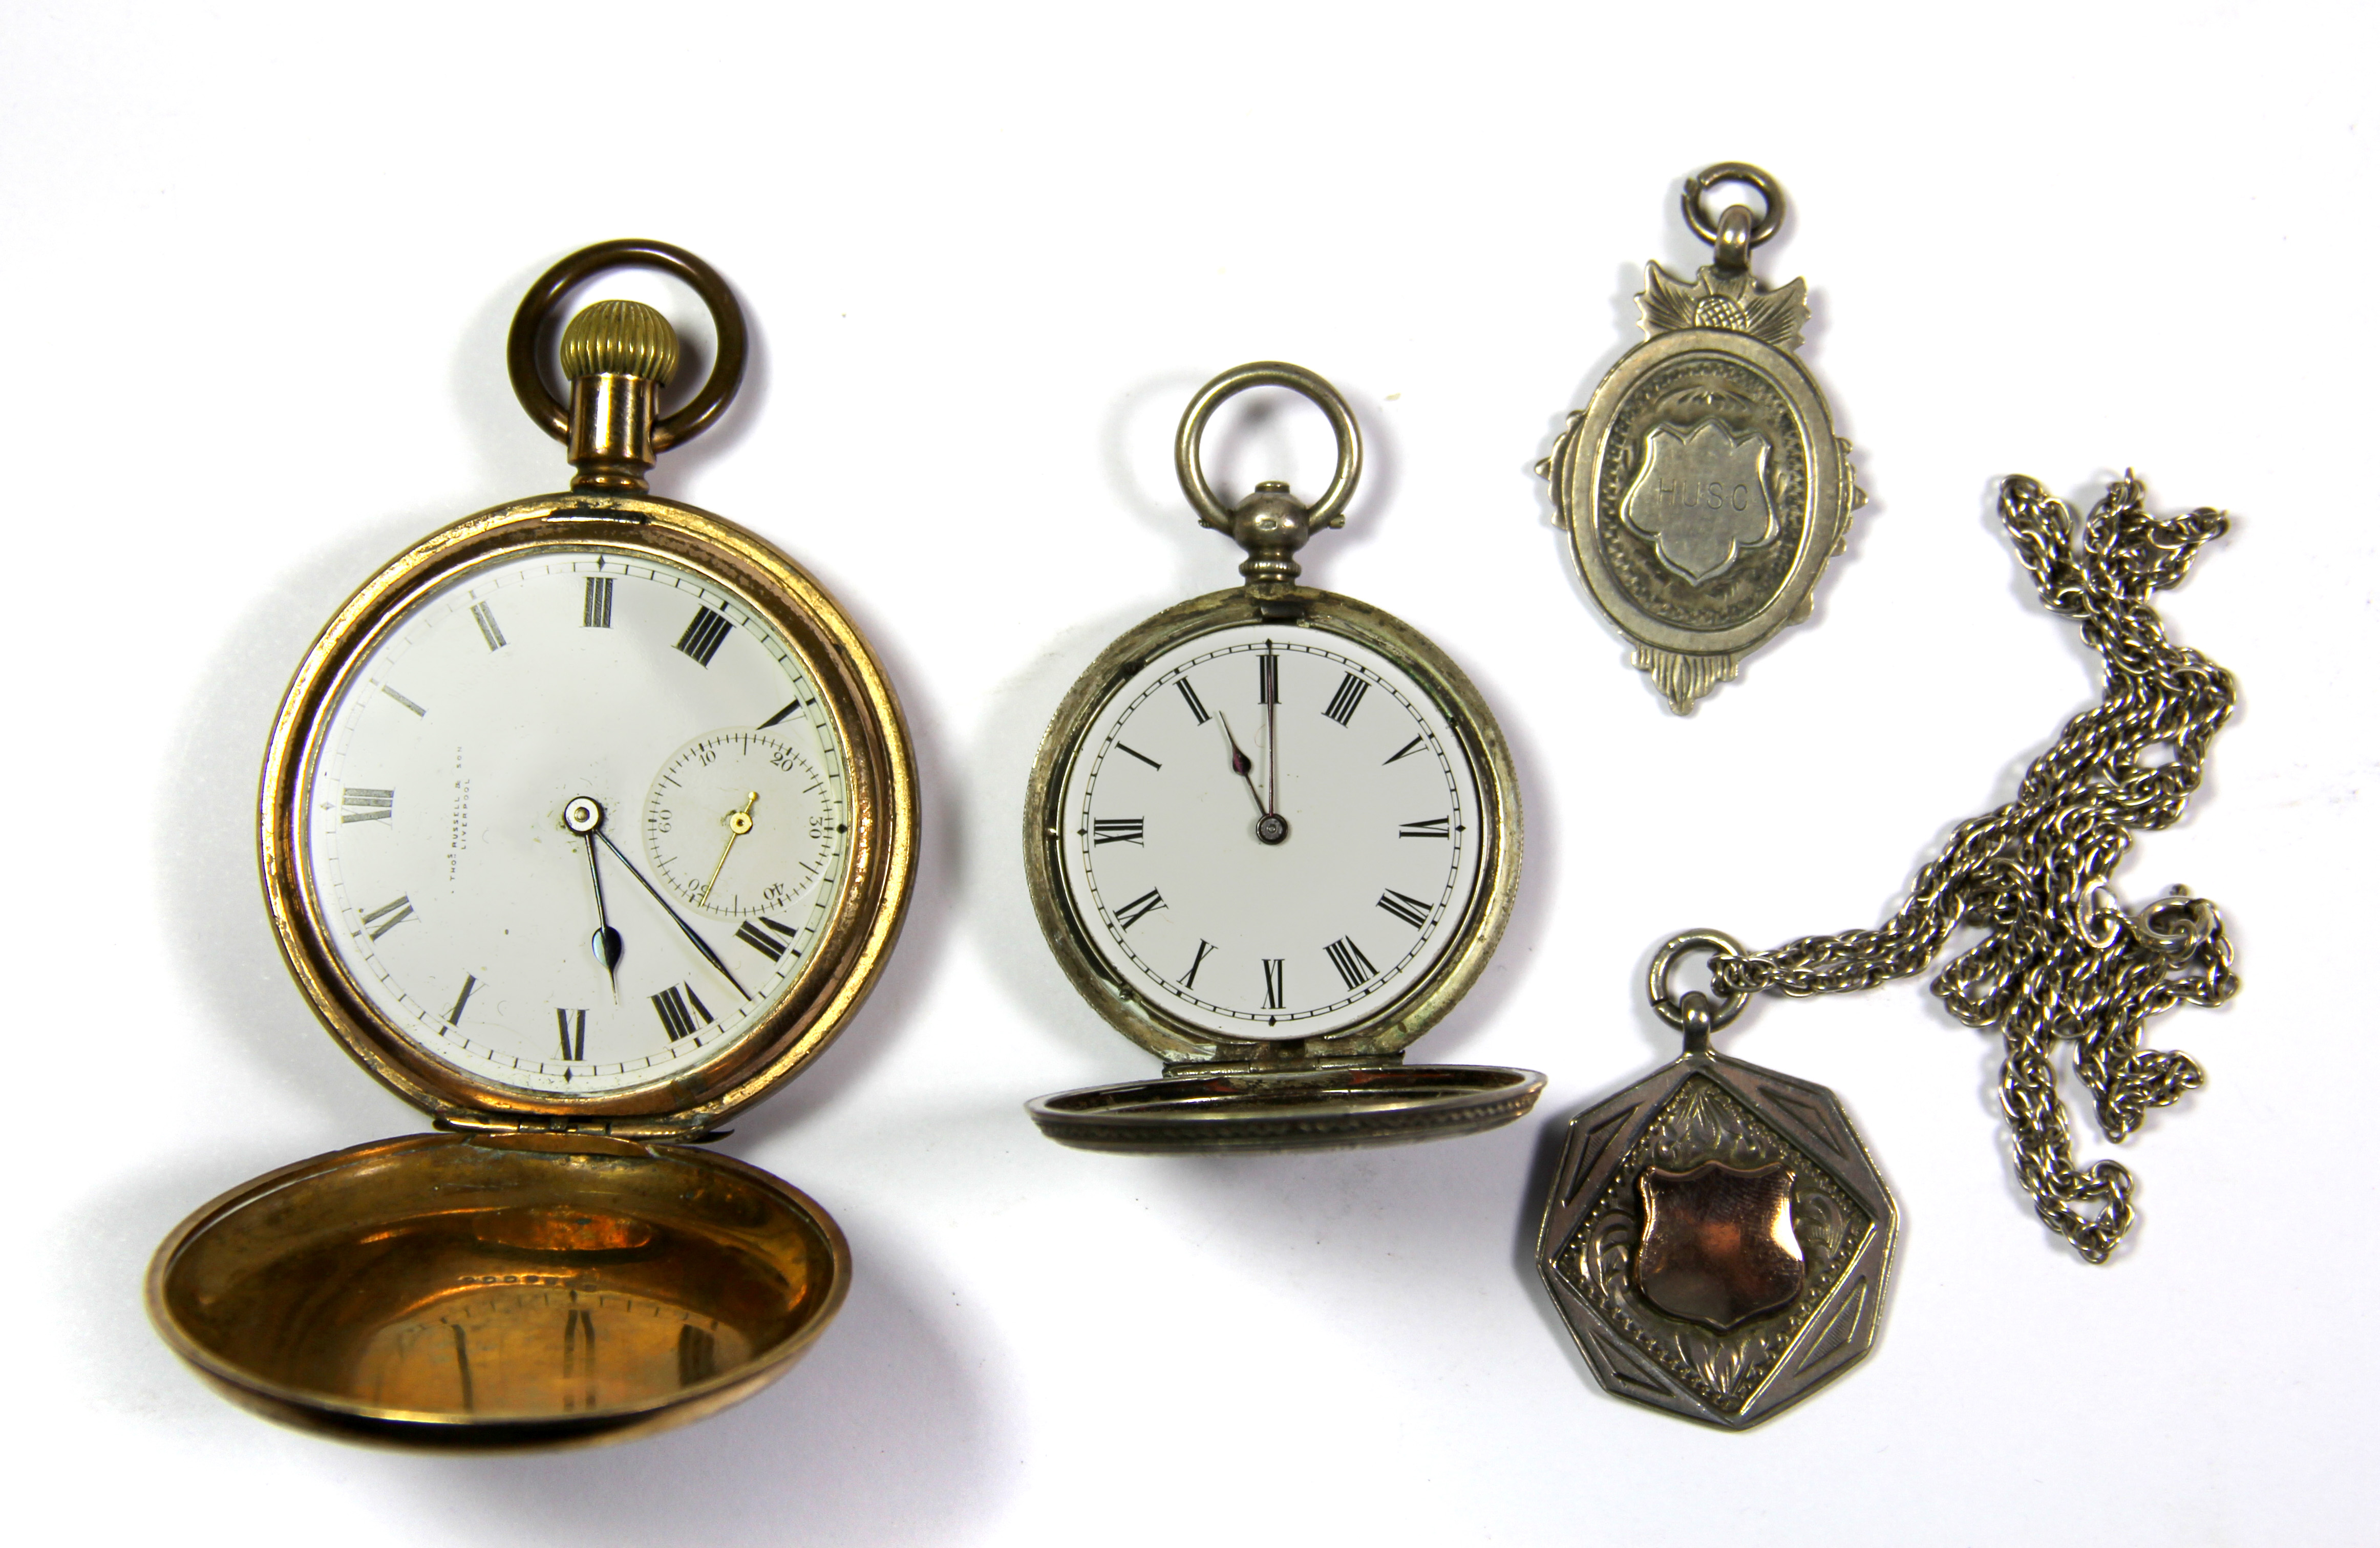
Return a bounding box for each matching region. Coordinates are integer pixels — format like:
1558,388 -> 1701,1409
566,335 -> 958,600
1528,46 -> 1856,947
1023,363 -> 1543,1153
259,492 -> 913,1133
147,242 -> 918,1449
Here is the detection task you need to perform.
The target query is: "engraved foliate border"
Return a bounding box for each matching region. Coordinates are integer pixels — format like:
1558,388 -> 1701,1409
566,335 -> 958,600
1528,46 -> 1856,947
1553,1074 -> 1873,1415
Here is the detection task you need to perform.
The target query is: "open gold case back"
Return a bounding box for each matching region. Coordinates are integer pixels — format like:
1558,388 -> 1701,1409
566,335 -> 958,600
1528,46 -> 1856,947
145,244 -> 918,1449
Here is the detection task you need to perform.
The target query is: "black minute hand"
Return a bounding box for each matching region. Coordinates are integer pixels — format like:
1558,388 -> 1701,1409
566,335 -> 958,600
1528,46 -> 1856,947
593,829 -> 752,1001
1265,679 -> 1278,817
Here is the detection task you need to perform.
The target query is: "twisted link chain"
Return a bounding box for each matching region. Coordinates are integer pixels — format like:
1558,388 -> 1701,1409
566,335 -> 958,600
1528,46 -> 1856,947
1708,475 -> 2239,1263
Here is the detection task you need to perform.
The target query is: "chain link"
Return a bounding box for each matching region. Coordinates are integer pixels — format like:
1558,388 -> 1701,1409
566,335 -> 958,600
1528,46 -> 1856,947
1708,475 -> 2239,1263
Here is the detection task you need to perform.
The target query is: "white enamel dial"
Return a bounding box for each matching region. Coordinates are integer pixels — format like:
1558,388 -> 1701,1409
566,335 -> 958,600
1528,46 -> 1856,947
1057,623 -> 1484,1039
301,547 -> 853,1095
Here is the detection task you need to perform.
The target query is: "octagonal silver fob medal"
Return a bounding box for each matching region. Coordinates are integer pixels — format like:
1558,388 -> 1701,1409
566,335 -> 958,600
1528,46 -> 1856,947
1536,934 -> 1895,1429
1536,472 -> 2241,1428
1543,163 -> 1864,712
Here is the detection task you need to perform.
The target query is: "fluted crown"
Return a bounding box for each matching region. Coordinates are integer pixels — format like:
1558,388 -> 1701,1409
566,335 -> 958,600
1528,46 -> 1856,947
559,299 -> 680,385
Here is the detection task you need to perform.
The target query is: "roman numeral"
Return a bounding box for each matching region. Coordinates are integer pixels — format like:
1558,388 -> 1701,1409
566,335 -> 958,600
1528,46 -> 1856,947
1384,734 -> 1427,764
1261,958 -> 1286,1009
1325,936 -> 1378,991
675,607 -> 733,667
1399,816 -> 1451,839
469,601 -> 506,651
734,915 -> 803,962
562,1308 -> 597,1403
1176,678 -> 1210,725
1181,939 -> 1215,989
1092,818 -> 1144,845
446,974 -> 478,1026
360,895 -> 414,940
1376,888 -> 1432,927
1323,672 -> 1368,726
1114,888 -> 1166,929
381,685 -> 427,717
677,1323 -> 717,1386
341,787 -> 394,823
582,576 -> 613,627
1258,652 -> 1279,704
1115,743 -> 1161,770
650,984 -> 715,1042
556,1009 -> 587,1061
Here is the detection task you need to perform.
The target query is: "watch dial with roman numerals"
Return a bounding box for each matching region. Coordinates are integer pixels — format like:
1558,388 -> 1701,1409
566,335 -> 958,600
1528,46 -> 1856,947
302,547 -> 854,1095
1057,623 -> 1484,1039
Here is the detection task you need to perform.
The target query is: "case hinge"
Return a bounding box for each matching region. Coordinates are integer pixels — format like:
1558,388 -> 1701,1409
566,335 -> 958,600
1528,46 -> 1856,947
433,1112 -> 726,1143
1163,1042 -> 1405,1078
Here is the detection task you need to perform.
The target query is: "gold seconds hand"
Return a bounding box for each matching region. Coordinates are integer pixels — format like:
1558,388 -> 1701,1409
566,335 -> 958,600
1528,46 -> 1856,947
698,791 -> 759,907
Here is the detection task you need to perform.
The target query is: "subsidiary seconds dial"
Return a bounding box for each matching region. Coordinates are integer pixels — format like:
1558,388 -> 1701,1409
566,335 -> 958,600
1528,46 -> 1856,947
643,729 -> 843,920
1057,624 -> 1484,1039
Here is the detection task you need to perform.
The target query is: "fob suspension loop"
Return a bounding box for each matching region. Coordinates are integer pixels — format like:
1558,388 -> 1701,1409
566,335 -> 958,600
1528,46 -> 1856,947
507,239 -> 750,492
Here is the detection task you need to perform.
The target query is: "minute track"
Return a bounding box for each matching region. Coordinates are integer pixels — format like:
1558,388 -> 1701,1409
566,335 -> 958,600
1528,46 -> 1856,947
1064,629 -> 1477,1036
302,547 -> 856,1096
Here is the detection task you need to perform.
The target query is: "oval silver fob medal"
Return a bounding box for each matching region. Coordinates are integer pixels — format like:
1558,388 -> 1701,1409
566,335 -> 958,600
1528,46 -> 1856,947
1544,163 -> 1863,711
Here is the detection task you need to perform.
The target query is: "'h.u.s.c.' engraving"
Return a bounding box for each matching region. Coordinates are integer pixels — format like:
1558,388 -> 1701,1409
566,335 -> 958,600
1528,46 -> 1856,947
1542,164 -> 1864,712
1621,419 -> 1778,583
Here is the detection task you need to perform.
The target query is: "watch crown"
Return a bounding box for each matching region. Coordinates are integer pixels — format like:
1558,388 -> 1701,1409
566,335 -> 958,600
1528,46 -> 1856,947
560,300 -> 680,385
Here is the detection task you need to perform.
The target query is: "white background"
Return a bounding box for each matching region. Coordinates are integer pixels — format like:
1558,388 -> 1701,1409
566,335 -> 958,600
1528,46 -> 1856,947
5,3 -> 2373,1543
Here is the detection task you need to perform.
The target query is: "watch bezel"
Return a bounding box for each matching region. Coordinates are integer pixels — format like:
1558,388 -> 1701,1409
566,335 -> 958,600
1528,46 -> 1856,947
259,491 -> 918,1128
1023,585 -> 1521,1066
1564,327 -> 1848,659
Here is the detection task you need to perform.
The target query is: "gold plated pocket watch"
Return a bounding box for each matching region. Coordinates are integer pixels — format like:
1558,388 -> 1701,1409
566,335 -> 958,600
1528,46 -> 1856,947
1024,363 -> 1542,1153
147,241 -> 917,1447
